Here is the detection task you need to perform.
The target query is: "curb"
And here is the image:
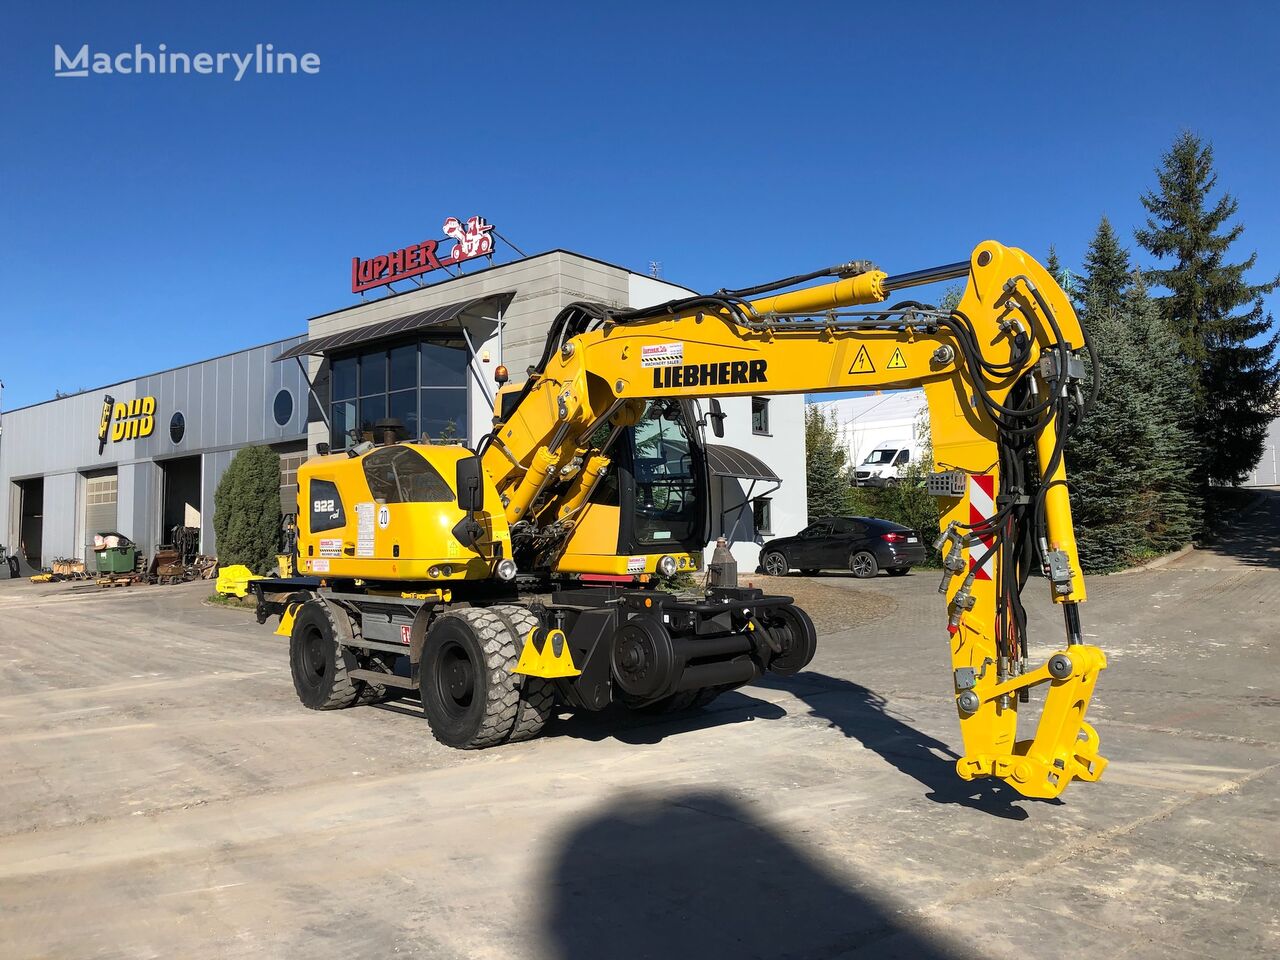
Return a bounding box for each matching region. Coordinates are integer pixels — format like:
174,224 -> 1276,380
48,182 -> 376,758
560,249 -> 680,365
1112,542 -> 1194,574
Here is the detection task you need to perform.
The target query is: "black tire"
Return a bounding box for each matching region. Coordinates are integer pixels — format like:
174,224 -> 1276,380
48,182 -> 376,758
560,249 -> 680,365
887,567 -> 910,577
849,550 -> 879,579
487,604 -> 557,742
420,607 -> 533,749
761,551 -> 790,577
289,601 -> 361,710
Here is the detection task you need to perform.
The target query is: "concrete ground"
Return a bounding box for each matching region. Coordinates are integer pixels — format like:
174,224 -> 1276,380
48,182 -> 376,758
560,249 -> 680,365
0,493 -> 1276,959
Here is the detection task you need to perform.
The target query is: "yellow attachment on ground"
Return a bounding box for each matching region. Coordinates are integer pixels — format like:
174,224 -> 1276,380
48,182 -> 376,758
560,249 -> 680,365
274,601 -> 302,638
513,626 -> 580,678
955,644 -> 1108,799
215,564 -> 262,598
29,573 -> 54,583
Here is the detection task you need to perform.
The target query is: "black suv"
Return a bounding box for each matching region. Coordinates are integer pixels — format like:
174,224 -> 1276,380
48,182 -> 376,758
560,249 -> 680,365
759,516 -> 925,578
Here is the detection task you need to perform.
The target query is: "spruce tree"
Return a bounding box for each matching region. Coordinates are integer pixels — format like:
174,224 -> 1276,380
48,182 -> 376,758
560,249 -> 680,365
1080,216 -> 1130,315
1122,275 -> 1200,551
804,405 -> 853,518
1135,131 -> 1280,486
1066,290 -> 1148,570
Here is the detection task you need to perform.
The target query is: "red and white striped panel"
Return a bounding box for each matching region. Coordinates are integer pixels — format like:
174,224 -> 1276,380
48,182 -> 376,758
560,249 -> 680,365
968,474 -> 996,581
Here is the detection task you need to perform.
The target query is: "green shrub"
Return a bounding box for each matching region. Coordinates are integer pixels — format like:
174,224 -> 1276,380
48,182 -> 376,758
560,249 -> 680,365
212,446 -> 282,574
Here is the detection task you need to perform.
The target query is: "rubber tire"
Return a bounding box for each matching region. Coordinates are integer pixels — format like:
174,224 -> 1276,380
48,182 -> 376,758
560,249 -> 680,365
487,604 -> 557,743
419,607 -> 532,749
289,601 -> 361,710
887,567 -> 910,577
849,551 -> 879,579
761,551 -> 790,577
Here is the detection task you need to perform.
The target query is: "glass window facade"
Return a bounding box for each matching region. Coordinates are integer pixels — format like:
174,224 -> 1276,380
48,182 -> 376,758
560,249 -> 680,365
329,339 -> 469,449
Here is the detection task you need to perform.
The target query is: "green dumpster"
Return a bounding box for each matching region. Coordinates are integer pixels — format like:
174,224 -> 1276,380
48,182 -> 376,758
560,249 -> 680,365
96,545 -> 137,575
94,533 -> 137,575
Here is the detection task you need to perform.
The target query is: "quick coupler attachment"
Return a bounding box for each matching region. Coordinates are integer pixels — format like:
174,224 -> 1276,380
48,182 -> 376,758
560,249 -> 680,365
513,625 -> 581,679
954,644 -> 1108,799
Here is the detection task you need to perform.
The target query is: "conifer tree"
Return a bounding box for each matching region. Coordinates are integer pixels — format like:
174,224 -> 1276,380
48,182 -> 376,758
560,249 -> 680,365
1080,216 -> 1130,315
804,405 -> 853,519
1066,289 -> 1148,570
1135,131 -> 1280,486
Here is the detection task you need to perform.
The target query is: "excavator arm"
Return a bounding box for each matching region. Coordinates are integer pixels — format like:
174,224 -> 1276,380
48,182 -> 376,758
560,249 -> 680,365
481,240 -> 1106,800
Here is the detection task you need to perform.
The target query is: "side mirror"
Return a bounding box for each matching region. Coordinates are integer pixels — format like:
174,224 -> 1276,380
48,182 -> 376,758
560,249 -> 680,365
455,455 -> 485,513
708,398 -> 726,439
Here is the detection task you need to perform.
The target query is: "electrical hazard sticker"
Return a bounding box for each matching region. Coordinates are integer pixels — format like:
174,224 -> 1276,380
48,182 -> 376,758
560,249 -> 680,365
640,343 -> 683,368
886,347 -> 908,370
849,344 -> 875,374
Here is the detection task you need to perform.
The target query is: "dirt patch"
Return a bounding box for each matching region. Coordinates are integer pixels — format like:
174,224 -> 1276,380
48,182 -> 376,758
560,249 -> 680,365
738,573 -> 895,635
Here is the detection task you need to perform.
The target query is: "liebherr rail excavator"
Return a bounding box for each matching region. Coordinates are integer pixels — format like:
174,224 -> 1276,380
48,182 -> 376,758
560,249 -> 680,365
254,240 -> 1107,801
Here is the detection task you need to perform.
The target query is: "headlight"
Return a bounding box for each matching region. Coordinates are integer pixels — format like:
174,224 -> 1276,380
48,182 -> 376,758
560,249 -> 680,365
429,565 -> 441,578
657,555 -> 677,577
495,558 -> 517,581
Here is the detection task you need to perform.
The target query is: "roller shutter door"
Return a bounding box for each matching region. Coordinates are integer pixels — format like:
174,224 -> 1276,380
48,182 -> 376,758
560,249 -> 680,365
85,470 -> 119,541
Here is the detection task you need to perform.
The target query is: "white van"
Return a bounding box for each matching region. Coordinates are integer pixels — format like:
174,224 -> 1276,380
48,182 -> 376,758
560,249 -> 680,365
852,439 -> 918,486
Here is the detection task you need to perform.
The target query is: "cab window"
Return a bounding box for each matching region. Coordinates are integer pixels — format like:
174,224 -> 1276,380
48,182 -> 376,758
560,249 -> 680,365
362,446 -> 454,504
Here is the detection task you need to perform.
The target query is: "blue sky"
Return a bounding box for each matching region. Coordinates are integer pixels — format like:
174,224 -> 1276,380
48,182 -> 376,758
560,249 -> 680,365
2,1 -> 1278,410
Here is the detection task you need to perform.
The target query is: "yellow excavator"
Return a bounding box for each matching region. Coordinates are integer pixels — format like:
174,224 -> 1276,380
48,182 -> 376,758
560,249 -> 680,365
254,240 -> 1106,801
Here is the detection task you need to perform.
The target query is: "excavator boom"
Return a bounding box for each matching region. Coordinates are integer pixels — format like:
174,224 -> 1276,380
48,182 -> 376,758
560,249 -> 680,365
482,240 -> 1107,799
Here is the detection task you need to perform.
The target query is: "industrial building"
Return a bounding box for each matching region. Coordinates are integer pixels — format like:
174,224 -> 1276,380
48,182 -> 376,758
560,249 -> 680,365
0,244 -> 804,574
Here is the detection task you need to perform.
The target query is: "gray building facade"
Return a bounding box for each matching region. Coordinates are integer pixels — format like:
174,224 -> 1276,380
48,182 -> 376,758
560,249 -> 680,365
0,337 -> 309,570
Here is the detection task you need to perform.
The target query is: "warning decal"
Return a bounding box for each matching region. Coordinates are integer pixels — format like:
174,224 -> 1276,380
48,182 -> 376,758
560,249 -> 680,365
849,345 -> 876,374
886,347 -> 908,370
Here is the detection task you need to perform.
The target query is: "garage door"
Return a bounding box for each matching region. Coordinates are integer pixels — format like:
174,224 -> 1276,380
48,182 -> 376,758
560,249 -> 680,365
85,470 -> 118,541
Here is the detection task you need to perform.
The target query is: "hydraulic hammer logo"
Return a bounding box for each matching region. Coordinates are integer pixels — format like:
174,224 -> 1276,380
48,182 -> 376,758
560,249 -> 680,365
97,395 -> 115,454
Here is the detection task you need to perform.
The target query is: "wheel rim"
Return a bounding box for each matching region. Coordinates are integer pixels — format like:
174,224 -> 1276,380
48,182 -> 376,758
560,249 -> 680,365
764,553 -> 786,576
300,626 -> 328,684
435,640 -> 476,719
851,553 -> 874,576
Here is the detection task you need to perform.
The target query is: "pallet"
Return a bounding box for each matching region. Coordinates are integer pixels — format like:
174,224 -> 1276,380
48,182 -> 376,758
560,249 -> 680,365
97,574 -> 144,588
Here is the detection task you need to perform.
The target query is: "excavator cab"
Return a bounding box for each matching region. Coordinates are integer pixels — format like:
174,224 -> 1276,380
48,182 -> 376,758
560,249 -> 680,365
555,399 -> 709,576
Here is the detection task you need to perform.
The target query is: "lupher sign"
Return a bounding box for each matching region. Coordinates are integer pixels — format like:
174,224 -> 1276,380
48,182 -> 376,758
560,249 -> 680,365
351,216 -> 496,294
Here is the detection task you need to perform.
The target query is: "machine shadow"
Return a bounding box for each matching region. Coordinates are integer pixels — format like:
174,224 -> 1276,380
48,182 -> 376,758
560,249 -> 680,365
540,789 -> 961,960
1195,489 -> 1280,568
546,689 -> 787,746
754,672 -> 1039,820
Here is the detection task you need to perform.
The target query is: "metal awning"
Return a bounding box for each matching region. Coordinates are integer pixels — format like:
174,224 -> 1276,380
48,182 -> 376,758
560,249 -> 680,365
274,291 -> 515,361
704,444 -> 780,483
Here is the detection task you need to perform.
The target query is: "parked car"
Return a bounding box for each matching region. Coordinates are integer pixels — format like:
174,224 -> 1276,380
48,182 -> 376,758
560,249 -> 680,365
759,516 -> 925,578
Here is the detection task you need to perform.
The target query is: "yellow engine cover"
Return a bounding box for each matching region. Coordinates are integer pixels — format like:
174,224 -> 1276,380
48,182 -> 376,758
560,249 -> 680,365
294,443 -> 510,583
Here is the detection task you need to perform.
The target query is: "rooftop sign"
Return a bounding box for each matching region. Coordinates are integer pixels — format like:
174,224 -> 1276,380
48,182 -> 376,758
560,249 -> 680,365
351,216 -> 495,294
